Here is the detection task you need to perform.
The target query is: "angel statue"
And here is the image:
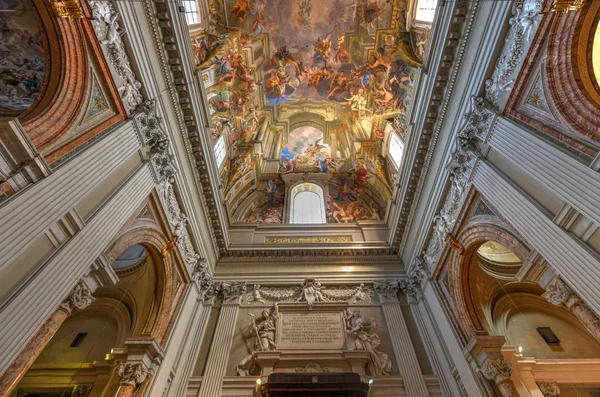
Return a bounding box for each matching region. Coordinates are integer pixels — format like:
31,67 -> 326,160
344,308 -> 392,376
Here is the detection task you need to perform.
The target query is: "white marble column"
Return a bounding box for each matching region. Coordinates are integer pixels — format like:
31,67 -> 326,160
489,117 -> 600,228
195,282 -> 246,397
422,284 -> 486,397
373,281 -> 430,396
0,121 -> 140,264
166,280 -> 215,397
0,164 -> 154,375
413,297 -> 464,397
473,160 -> 600,315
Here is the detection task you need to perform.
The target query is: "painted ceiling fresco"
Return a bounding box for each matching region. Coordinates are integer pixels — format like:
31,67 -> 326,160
0,0 -> 45,112
194,0 -> 430,225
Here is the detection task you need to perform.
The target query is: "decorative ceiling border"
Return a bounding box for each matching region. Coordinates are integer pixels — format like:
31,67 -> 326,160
140,0 -> 476,262
390,0 -> 474,254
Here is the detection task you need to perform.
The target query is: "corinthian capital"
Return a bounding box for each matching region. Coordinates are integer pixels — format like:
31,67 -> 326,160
220,282 -> 248,304
536,381 -> 560,397
479,358 -> 512,383
119,362 -> 150,386
59,281 -> 95,314
373,280 -> 400,303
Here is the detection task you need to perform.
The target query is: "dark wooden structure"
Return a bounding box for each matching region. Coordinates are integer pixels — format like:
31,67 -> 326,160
259,372 -> 370,397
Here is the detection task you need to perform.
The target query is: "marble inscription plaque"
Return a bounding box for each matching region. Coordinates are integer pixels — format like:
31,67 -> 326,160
278,312 -> 345,350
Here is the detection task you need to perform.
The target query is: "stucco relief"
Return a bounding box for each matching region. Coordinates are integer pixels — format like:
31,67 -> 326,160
240,279 -> 374,307
421,0 -> 543,273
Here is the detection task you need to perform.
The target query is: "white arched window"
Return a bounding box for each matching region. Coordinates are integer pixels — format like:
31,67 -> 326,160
290,183 -> 326,224
415,0 -> 436,23
182,0 -> 201,25
389,132 -> 405,168
214,135 -> 226,167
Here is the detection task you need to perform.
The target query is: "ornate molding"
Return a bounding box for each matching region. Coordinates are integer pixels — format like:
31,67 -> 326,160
118,362 -> 150,386
59,281 -> 95,314
373,280 -> 400,303
479,358 -> 517,397
90,0 -> 143,114
542,276 -> 574,306
536,381 -> 560,397
421,0 -> 543,273
240,279 -> 374,308
486,0 -> 543,107
134,100 -> 178,186
219,282 -> 248,305
552,0 -> 585,13
399,256 -> 429,304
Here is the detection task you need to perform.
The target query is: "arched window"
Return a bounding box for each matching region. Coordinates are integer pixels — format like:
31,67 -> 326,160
214,135 -> 226,167
182,0 -> 201,25
415,0 -> 436,23
389,132 -> 405,168
290,183 -> 326,224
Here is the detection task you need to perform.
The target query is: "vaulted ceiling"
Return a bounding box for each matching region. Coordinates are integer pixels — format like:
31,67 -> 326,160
190,0 -> 433,258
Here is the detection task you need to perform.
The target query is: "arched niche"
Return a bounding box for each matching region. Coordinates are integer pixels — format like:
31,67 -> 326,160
490,293 -> 600,359
446,218 -> 531,339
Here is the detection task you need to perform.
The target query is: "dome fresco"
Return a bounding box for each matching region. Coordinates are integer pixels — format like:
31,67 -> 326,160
195,0 -> 429,224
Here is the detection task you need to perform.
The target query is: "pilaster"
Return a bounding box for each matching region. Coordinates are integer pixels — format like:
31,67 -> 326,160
373,280 -> 430,396
0,164 -> 154,375
195,282 -> 246,397
473,159 -> 600,315
0,280 -> 95,397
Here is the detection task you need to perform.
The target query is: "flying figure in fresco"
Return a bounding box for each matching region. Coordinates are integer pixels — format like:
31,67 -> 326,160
297,0 -> 313,28
230,0 -> 254,23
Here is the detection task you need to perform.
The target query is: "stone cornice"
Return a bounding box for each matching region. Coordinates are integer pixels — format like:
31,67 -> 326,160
390,0 -> 474,254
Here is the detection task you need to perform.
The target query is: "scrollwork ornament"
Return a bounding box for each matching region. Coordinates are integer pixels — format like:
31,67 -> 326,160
536,381 -> 560,397
118,362 -> 149,386
479,358 -> 512,382
401,256 -> 429,304
89,0 -> 143,113
60,281 -> 95,314
542,276 -> 572,306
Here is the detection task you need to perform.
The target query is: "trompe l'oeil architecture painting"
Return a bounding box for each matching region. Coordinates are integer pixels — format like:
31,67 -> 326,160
3,0 -> 600,396
194,0 -> 428,225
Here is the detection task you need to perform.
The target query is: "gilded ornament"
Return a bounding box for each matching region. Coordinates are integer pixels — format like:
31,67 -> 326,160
552,0 -> 585,13
51,0 -> 84,19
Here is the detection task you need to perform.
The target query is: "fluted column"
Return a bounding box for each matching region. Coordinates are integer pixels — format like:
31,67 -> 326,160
373,281 -> 430,396
479,358 -> 518,397
196,282 -> 246,397
167,274 -> 215,397
0,164 -> 154,375
473,160 -> 600,315
489,117 -> 600,228
543,276 -> 600,342
0,281 -> 94,397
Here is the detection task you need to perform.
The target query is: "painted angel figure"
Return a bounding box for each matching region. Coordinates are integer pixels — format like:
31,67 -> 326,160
249,302 -> 279,351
